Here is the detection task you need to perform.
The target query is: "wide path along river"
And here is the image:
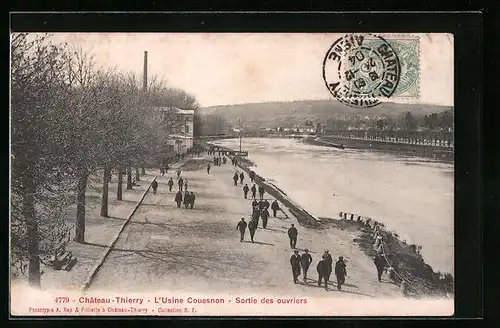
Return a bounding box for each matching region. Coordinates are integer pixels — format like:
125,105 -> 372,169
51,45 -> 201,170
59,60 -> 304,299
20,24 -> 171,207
212,138 -> 454,275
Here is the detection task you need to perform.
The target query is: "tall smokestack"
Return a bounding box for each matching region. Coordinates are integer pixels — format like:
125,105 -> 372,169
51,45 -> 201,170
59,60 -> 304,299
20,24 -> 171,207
143,51 -> 148,92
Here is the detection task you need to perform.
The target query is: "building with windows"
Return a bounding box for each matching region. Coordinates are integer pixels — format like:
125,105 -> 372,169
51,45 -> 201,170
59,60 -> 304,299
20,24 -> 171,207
152,106 -> 195,155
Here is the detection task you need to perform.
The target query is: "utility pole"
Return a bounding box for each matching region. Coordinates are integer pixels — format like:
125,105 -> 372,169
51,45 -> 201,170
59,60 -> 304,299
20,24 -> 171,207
239,118 -> 242,153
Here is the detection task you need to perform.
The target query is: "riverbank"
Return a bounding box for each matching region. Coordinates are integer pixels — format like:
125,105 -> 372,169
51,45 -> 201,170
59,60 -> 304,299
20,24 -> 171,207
305,135 -> 454,163
209,142 -> 454,299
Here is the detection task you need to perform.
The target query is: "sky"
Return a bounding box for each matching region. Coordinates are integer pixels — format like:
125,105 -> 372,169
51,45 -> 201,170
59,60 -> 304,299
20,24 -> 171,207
46,33 -> 454,108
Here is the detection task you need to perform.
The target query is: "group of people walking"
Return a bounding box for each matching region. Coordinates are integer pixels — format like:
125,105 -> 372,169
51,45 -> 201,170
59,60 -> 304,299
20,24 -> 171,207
290,249 -> 348,291
175,190 -> 196,209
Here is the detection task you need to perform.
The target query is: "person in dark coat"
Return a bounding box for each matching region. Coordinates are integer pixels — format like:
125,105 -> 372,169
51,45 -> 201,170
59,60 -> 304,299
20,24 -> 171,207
287,224 -> 298,249
151,180 -> 158,194
184,179 -> 188,191
290,250 -> 301,284
261,208 -> 270,229
183,191 -> 190,208
317,259 -> 329,290
322,250 -> 333,269
233,172 -> 239,186
271,200 -> 280,217
262,199 -> 270,210
258,200 -> 266,210
243,184 -> 249,199
248,219 -> 258,242
207,163 -> 211,174
176,169 -> 181,179
236,218 -> 247,242
251,199 -> 258,209
300,249 -> 313,282
335,256 -> 348,290
160,167 -> 165,176
251,184 -> 257,199
174,190 -> 183,208
249,170 -> 255,182
168,178 -> 174,191
374,254 -> 386,282
252,206 -> 260,225
258,185 -> 265,200
239,172 -> 244,184
189,192 -> 196,209
178,177 -> 184,191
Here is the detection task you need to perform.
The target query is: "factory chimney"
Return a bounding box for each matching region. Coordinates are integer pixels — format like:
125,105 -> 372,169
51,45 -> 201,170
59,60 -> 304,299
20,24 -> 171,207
143,51 -> 148,92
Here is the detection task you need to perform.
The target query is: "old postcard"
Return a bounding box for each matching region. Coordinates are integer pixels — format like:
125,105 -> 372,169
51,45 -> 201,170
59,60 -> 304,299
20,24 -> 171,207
10,32 -> 454,316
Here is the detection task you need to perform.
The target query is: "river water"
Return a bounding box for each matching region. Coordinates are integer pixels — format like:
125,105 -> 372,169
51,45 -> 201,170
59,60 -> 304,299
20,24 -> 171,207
212,138 -> 454,275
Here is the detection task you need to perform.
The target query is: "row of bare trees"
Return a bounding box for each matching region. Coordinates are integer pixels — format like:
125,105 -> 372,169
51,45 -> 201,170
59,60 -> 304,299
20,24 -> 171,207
10,33 -> 199,288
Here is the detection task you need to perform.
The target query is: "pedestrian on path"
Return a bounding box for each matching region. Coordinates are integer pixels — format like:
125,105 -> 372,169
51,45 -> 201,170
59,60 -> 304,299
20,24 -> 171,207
290,250 -> 301,284
233,172 -> 239,186
168,178 -> 174,192
189,192 -> 196,209
183,191 -> 190,209
322,250 -> 333,274
300,249 -> 313,282
374,254 -> 386,282
151,180 -> 158,195
248,219 -> 258,242
249,170 -> 255,182
287,224 -> 298,249
236,218 -> 247,242
258,185 -> 265,200
335,256 -> 348,291
207,163 -> 211,174
252,206 -> 260,223
271,200 -> 280,217
178,177 -> 184,191
251,184 -> 257,199
176,169 -> 181,179
160,167 -> 165,176
317,259 -> 329,290
239,172 -> 245,184
251,199 -> 258,209
184,179 -> 188,191
262,199 -> 270,210
243,184 -> 249,199
261,208 -> 269,229
175,190 -> 183,208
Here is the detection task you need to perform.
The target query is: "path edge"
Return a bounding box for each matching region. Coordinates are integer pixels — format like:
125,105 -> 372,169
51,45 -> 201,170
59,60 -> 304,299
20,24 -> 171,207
80,175 -> 157,292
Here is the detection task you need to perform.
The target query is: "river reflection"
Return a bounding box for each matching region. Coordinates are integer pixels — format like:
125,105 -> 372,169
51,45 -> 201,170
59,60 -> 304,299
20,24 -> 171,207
213,138 -> 454,275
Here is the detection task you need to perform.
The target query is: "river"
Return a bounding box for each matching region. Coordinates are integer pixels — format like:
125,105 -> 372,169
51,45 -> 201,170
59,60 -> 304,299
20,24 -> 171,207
212,138 -> 454,275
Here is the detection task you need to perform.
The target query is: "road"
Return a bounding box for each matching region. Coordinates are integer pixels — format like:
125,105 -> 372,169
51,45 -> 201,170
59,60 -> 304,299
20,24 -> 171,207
88,154 -> 402,299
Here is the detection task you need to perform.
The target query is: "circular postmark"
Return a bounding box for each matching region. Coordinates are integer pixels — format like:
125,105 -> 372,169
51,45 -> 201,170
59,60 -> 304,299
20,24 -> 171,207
323,34 -> 401,108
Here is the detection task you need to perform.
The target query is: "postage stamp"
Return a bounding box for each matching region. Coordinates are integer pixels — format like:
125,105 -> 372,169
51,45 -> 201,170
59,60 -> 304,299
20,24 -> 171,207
323,34 -> 420,108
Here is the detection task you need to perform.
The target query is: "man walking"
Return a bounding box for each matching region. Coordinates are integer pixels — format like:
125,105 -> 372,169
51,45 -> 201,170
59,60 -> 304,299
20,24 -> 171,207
239,172 -> 245,184
249,170 -> 255,182
300,249 -> 313,282
271,200 -> 280,217
207,163 -> 211,174
151,180 -> 158,195
258,185 -> 265,200
174,190 -> 183,208
183,191 -> 190,209
261,208 -> 270,229
189,192 -> 196,209
248,219 -> 258,243
287,224 -> 298,249
243,184 -> 249,199
335,256 -> 348,291
317,259 -> 329,290
251,184 -> 257,199
290,250 -> 302,284
236,218 -> 247,243
233,172 -> 239,186
184,179 -> 188,191
168,177 -> 174,192
178,177 -> 184,191
374,254 -> 386,282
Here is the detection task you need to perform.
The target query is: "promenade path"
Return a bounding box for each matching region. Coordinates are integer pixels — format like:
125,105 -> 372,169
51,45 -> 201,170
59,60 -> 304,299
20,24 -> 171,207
88,155 -> 402,299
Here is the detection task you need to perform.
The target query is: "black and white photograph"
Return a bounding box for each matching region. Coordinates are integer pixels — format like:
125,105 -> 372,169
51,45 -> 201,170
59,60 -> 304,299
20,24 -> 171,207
10,31 -> 455,316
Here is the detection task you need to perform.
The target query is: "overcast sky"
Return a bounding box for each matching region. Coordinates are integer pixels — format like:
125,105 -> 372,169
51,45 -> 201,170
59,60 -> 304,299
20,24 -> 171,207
47,33 -> 454,108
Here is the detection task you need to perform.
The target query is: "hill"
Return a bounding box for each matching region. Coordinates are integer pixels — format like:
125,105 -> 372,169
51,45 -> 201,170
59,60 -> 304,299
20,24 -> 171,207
198,100 -> 453,129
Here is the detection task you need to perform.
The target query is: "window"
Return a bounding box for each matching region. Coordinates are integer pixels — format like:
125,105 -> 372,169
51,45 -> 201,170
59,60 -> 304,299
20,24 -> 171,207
185,125 -> 190,133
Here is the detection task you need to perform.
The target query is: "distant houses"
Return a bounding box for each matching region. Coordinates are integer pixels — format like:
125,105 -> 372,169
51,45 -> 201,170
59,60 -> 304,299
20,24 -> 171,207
151,106 -> 194,155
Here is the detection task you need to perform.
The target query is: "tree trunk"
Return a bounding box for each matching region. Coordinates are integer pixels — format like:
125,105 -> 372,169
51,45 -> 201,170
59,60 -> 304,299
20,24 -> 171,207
117,168 -> 123,200
126,167 -> 133,190
100,168 -> 110,217
135,167 -> 140,182
75,172 -> 88,243
24,189 -> 40,288
141,167 -> 146,175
